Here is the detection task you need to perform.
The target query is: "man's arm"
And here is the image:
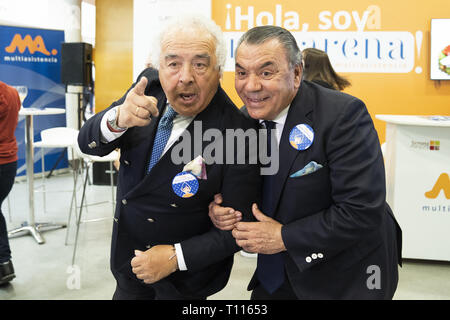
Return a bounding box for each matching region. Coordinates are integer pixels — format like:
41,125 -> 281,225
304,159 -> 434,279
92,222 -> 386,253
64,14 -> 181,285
181,160 -> 261,272
78,69 -> 159,156
281,98 -> 386,272
131,160 -> 261,282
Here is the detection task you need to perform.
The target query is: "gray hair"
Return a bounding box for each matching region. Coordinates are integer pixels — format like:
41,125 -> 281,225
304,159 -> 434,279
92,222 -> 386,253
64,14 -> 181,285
151,14 -> 227,76
236,25 -> 302,69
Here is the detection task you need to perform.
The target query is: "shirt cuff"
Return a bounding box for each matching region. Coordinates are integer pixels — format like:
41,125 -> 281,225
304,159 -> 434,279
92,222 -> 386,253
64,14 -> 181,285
174,243 -> 187,271
100,107 -> 127,143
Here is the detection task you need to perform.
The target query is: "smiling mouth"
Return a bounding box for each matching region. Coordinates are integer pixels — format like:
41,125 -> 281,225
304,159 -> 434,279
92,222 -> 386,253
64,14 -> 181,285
246,96 -> 269,104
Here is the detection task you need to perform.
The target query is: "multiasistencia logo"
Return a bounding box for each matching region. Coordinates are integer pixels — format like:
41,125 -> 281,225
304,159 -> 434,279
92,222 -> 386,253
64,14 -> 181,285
422,173 -> 450,213
410,140 -> 440,151
3,33 -> 58,63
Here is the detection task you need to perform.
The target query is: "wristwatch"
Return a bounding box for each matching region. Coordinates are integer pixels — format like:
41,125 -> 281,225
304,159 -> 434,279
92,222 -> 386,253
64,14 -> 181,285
107,107 -> 127,132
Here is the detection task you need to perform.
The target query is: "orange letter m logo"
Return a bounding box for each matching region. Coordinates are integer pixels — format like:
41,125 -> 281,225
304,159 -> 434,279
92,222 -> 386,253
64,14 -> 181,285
425,173 -> 450,199
5,34 -> 51,55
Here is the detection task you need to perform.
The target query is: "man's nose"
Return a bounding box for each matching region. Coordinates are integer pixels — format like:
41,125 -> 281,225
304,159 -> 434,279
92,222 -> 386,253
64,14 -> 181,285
245,73 -> 262,91
179,64 -> 194,84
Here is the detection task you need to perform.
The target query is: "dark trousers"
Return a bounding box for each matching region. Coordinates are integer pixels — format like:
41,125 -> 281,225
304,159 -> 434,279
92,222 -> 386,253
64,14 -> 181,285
113,282 -> 207,300
0,161 -> 17,263
113,284 -> 156,300
251,278 -> 298,300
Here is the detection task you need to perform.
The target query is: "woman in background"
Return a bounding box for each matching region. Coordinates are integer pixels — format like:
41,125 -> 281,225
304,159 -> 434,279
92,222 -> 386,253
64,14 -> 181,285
0,81 -> 20,285
302,48 -> 351,91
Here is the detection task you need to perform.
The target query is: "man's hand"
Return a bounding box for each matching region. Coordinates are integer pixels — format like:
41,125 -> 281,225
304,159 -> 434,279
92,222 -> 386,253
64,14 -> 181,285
208,193 -> 242,231
232,204 -> 286,254
131,245 -> 178,284
117,76 -> 159,128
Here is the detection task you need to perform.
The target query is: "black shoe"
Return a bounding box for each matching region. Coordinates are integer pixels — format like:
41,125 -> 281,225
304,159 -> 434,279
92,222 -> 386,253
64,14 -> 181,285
0,260 -> 15,285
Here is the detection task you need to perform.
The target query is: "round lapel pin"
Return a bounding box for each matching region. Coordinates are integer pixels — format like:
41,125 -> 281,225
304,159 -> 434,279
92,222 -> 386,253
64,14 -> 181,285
289,124 -> 314,151
172,171 -> 199,198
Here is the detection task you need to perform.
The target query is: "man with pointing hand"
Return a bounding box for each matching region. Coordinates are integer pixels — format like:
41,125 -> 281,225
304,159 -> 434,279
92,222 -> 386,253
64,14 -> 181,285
78,15 -> 260,300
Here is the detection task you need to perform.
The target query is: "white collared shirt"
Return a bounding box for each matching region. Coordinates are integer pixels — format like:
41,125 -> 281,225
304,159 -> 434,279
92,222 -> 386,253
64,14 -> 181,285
259,104 -> 291,147
100,104 -> 194,271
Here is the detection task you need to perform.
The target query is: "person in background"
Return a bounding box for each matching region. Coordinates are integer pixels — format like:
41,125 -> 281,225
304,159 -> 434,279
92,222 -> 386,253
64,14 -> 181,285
302,47 -> 351,91
144,52 -> 153,69
0,81 -> 20,285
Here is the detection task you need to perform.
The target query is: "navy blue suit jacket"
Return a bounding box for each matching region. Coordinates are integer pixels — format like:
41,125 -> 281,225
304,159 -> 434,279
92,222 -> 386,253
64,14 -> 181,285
78,68 -> 261,298
248,80 -> 402,299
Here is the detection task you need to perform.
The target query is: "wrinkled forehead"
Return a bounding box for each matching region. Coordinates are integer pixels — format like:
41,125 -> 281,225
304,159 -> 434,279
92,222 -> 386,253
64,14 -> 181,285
160,29 -> 216,60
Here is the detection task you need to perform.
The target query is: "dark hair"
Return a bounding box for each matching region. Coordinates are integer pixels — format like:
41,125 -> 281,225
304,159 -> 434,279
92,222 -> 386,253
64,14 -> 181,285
302,48 -> 351,91
236,25 -> 302,68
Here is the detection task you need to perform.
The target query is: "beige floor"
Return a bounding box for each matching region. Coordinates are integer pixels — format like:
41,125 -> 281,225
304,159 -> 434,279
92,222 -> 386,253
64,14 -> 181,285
1,171 -> 449,300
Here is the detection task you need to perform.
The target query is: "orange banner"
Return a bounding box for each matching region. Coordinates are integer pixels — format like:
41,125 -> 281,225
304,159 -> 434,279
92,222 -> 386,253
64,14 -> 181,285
212,0 -> 450,142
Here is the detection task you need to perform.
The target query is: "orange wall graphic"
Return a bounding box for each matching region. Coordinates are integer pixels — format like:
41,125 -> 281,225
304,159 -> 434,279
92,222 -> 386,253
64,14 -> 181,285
212,0 -> 450,142
425,173 -> 450,199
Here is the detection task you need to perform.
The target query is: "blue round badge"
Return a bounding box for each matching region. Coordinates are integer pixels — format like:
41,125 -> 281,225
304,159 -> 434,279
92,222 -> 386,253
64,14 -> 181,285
172,172 -> 199,198
289,124 -> 314,151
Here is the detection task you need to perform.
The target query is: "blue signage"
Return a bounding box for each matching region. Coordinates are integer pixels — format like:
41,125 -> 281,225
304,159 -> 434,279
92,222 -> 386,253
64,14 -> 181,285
0,25 -> 67,176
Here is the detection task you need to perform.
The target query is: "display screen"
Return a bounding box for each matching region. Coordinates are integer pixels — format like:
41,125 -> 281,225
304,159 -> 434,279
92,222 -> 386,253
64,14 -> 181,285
430,19 -> 450,80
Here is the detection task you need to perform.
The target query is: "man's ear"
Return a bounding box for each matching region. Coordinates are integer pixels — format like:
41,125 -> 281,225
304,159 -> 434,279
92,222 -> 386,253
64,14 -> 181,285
293,63 -> 302,88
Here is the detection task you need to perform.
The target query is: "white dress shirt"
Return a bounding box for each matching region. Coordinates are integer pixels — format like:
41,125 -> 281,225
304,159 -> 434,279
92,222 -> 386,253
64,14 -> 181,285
259,104 -> 291,147
100,105 -> 194,271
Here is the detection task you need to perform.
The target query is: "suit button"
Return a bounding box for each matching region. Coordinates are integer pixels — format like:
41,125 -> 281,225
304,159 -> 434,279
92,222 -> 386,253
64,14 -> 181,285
88,141 -> 97,149
145,244 -> 152,249
306,256 -> 312,263
113,218 -> 118,223
147,218 -> 155,223
170,203 -> 178,208
318,253 -> 324,258
122,199 -> 127,205
124,160 -> 130,165
311,253 -> 317,259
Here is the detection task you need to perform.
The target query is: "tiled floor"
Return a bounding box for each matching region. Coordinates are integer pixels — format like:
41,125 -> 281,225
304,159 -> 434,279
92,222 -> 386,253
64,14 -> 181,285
1,171 -> 449,300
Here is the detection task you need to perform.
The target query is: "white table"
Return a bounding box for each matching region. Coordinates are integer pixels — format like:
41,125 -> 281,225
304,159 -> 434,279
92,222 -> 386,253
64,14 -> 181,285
8,108 -> 67,244
376,114 -> 450,261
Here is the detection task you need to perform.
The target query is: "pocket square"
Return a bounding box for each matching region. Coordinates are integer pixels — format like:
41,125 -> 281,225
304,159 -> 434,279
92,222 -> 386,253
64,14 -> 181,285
290,161 -> 323,178
183,155 -> 207,180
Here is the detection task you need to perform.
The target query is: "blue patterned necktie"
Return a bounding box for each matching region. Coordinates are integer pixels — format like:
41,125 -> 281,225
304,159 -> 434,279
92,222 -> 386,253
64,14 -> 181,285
147,104 -> 177,173
257,120 -> 285,294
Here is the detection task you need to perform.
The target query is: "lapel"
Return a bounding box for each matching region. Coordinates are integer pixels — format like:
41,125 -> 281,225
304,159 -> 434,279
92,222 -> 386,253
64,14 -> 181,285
271,81 -> 315,214
126,86 -> 224,199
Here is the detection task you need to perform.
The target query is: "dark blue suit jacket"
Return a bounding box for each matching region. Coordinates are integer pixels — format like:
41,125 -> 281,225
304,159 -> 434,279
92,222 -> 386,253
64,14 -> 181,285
78,68 -> 261,298
248,80 -> 402,299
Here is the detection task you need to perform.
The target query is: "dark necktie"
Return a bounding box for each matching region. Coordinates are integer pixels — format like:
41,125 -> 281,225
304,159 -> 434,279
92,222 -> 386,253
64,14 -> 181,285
147,104 -> 177,173
256,120 -> 286,294
261,120 -> 276,215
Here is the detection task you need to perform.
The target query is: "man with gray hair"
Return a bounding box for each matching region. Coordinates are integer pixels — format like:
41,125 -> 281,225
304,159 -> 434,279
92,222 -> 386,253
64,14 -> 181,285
78,15 -> 260,299
209,25 -> 402,300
